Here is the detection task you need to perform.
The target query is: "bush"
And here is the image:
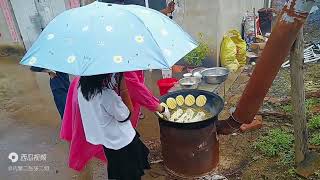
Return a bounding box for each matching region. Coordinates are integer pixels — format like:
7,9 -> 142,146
184,33 -> 210,67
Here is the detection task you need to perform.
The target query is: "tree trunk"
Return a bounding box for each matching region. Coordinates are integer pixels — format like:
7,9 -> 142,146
289,28 -> 308,164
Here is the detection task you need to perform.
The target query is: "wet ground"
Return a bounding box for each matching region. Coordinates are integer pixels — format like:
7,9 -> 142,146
0,56 -> 77,180
0,55 -> 171,180
0,9 -> 319,179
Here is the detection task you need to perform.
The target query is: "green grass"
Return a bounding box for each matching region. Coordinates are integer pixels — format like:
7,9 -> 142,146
308,115 -> 320,146
310,133 -> 320,146
281,98 -> 320,114
282,104 -> 292,113
308,115 -> 320,130
254,129 -> 294,157
306,98 -> 320,110
280,149 -> 295,166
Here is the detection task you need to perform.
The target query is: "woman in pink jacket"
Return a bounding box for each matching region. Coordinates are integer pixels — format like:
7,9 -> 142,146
123,70 -> 164,128
60,71 -> 169,172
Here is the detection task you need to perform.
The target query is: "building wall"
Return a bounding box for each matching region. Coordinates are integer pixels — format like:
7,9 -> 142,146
0,0 -> 21,44
10,0 -> 68,50
0,0 -> 79,48
173,0 -> 265,65
0,3 -> 12,43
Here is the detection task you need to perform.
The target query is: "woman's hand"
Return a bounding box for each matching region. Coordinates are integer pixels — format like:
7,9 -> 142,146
160,105 -> 171,120
156,104 -> 170,120
43,69 -> 57,79
167,1 -> 175,13
160,1 -> 175,15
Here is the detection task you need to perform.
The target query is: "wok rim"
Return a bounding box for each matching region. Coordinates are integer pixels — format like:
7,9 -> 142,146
157,89 -> 224,128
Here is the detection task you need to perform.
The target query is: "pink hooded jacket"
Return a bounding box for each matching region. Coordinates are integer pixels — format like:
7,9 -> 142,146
60,77 -> 107,171
60,71 -> 159,171
124,71 -> 159,128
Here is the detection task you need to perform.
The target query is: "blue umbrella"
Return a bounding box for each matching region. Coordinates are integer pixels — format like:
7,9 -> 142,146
20,2 -> 198,76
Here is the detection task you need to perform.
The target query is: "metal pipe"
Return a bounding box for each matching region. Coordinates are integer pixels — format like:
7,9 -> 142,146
232,0 -> 316,124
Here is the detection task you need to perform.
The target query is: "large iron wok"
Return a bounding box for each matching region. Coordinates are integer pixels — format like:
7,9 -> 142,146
157,89 -> 224,129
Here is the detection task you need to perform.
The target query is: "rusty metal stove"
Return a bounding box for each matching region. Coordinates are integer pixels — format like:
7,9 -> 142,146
158,90 -> 224,178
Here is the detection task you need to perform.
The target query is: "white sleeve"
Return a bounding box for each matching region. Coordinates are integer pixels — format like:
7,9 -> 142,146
103,91 -> 130,122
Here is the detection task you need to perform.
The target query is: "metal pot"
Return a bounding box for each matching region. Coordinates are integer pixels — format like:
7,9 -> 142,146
183,73 -> 192,78
201,67 -> 229,84
191,67 -> 207,76
158,90 -> 224,177
178,77 -> 201,89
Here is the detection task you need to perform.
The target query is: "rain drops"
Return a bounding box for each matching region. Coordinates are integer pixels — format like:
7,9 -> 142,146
82,25 -> 89,32
47,34 -> 55,40
105,26 -> 113,32
113,56 -> 123,64
135,35 -> 144,43
28,57 -> 37,65
67,55 -> 77,64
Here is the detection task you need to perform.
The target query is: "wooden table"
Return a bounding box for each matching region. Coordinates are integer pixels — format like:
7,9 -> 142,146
168,80 -> 222,93
168,67 -> 245,99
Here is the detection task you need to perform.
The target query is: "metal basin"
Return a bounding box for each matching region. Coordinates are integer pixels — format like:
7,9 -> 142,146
178,77 -> 201,89
191,67 -> 207,76
201,67 -> 229,84
158,90 -> 224,178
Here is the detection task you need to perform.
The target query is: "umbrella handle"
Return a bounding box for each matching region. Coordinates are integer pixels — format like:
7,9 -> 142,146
144,0 -> 149,8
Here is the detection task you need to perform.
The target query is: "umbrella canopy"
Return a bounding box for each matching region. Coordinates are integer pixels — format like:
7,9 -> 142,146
20,2 -> 197,76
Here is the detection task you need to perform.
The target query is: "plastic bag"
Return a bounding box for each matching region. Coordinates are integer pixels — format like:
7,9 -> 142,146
220,33 -> 240,72
229,30 -> 247,66
220,30 -> 247,71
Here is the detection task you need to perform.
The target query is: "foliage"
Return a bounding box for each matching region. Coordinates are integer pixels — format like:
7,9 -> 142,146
254,129 -> 294,157
280,149 -> 294,166
308,115 -> 320,130
305,98 -> 320,110
287,168 -> 296,177
310,133 -> 320,146
281,104 -> 292,113
281,98 -> 320,114
184,33 -> 210,66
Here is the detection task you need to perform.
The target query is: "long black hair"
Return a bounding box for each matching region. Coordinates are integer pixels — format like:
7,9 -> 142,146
79,73 -> 121,101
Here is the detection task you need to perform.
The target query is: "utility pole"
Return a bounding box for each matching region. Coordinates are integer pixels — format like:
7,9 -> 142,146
289,29 -> 308,164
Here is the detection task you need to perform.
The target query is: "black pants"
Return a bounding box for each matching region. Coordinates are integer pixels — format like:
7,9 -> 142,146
103,133 -> 150,180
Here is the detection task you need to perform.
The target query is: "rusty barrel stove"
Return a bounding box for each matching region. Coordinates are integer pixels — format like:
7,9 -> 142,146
158,90 -> 224,178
